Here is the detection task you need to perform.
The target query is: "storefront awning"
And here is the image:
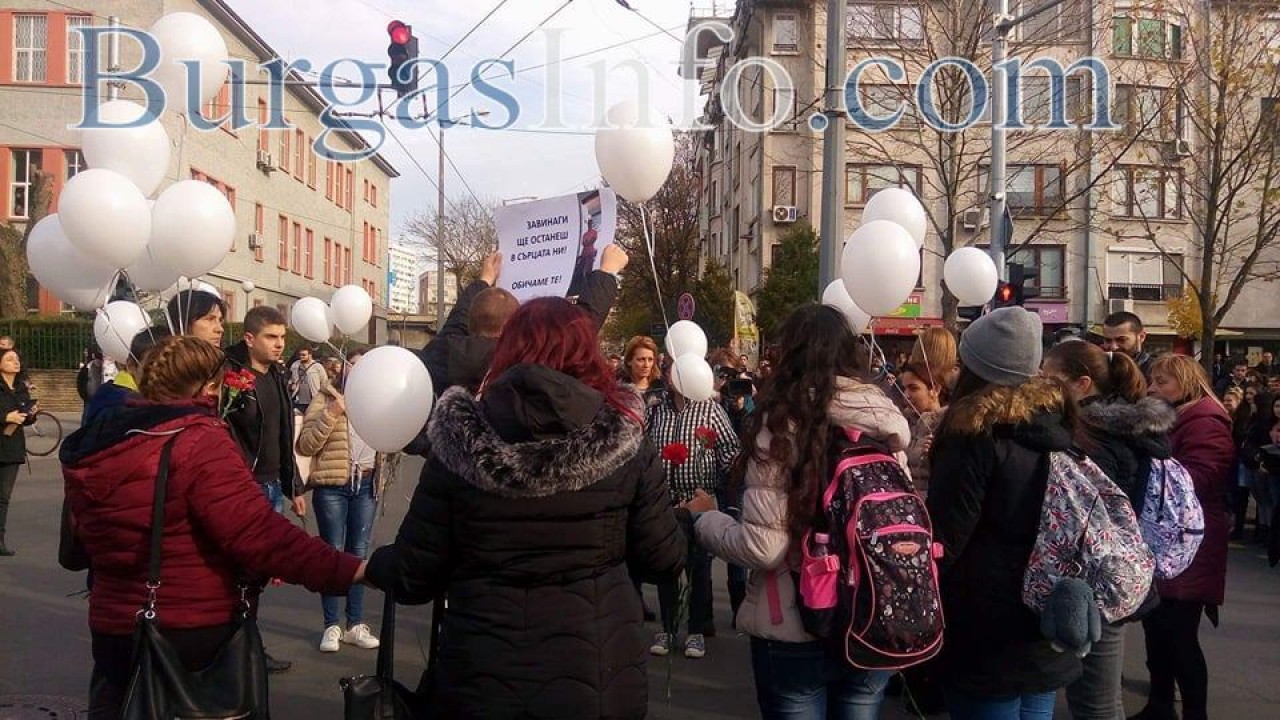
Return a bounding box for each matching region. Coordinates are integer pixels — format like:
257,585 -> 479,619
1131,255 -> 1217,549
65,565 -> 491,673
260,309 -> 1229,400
872,317 -> 944,336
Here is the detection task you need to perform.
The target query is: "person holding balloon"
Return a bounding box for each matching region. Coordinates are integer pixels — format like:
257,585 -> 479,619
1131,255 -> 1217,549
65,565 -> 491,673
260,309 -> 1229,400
166,290 -> 227,348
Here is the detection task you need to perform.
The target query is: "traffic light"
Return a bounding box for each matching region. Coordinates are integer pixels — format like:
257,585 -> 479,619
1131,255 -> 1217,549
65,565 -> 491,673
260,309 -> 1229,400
387,21 -> 419,98
992,280 -> 1021,308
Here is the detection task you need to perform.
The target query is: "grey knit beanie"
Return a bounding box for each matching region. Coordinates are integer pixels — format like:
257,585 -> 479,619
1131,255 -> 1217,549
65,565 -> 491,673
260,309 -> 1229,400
959,307 -> 1044,386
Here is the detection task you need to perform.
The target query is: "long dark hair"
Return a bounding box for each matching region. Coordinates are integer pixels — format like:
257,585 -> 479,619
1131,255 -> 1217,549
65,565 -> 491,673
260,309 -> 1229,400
730,304 -> 863,540
1044,341 -> 1146,403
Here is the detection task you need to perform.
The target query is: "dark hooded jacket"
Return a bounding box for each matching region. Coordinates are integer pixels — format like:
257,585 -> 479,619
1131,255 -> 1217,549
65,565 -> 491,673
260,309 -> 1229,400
1078,396 -> 1176,515
367,364 -> 686,719
222,341 -> 298,497
927,377 -> 1082,696
0,374 -> 36,464
60,400 -> 359,635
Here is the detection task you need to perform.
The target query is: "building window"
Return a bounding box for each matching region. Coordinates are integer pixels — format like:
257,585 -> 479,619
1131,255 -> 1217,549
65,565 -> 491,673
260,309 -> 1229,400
1116,166 -> 1183,220
363,179 -> 370,203
203,83 -> 231,125
343,247 -> 352,284
1107,251 -> 1184,301
279,128 -> 291,172
847,3 -> 924,43
294,129 -> 305,178
306,137 -> 317,188
1008,245 -> 1067,299
1114,16 -> 1182,59
362,222 -> 370,262
345,169 -> 354,210
845,163 -> 922,205
324,238 -> 333,284
1263,97 -> 1280,144
14,14 -> 48,83
277,215 -> 289,269
65,149 -> 86,179
773,13 -> 799,53
10,149 -> 41,219
710,179 -> 720,216
304,229 -> 314,278
326,160 -> 334,200
371,184 -> 378,208
66,16 -> 93,84
980,164 -> 1064,215
257,99 -> 269,153
333,243 -> 344,285
1017,76 -> 1088,125
1018,0 -> 1084,43
254,204 -> 265,262
772,166 -> 797,207
1115,85 -> 1184,139
291,222 -> 302,274
221,290 -> 236,320
860,84 -> 918,126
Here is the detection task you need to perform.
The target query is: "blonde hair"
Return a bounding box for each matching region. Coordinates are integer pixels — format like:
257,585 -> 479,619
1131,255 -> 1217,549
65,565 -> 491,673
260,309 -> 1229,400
623,336 -> 662,383
1150,354 -> 1222,409
911,328 -> 958,377
138,335 -> 225,402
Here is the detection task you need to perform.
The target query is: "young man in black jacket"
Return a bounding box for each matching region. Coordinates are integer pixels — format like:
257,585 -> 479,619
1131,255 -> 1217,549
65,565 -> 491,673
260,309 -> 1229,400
223,306 -> 303,674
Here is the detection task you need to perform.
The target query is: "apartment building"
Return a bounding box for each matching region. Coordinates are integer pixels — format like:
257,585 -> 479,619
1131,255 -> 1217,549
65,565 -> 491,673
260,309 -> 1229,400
418,268 -> 460,325
691,0 -> 1280,348
387,244 -> 420,314
0,0 -> 398,339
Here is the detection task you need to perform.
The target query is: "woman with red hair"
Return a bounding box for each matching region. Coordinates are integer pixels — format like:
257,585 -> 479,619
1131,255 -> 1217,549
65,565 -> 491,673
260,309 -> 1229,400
367,297 -> 687,718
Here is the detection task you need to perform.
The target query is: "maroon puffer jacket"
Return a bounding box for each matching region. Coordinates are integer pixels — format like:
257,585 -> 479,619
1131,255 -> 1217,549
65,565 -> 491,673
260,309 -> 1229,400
62,401 -> 361,635
1157,397 -> 1235,606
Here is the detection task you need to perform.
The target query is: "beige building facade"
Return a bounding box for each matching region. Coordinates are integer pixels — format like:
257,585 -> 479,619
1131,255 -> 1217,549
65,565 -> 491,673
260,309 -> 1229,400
0,0 -> 398,341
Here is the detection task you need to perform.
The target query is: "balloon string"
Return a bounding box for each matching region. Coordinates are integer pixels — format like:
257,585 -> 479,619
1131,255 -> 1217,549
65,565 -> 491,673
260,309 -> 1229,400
856,320 -> 922,419
97,307 -> 140,367
639,204 -> 670,330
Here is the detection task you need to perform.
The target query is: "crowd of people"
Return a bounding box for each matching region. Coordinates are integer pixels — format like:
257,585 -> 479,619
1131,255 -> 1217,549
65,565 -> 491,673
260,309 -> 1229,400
0,244 -> 1272,718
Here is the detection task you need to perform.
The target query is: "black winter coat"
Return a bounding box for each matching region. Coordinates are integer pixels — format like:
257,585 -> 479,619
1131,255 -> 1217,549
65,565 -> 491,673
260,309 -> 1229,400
367,364 -> 686,719
222,342 -> 298,497
0,376 -> 36,465
927,377 -> 1082,696
1078,396 -> 1176,516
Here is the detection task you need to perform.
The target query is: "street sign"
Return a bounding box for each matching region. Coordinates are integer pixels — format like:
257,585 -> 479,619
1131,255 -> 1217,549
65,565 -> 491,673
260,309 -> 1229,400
677,293 -> 696,321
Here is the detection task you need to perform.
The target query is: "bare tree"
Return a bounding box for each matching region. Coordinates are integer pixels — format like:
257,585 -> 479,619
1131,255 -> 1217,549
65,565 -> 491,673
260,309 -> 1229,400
0,168 -> 51,318
1099,2 -> 1280,372
402,196 -> 499,294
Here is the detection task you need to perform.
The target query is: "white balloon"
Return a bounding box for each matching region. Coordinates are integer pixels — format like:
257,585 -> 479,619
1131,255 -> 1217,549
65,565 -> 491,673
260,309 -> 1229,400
943,247 -> 1000,306
594,100 -> 675,202
93,301 -> 152,365
821,280 -> 871,334
292,297 -> 331,344
80,100 -> 171,196
59,168 -> 152,269
124,246 -> 180,293
345,346 -> 435,452
241,280 -> 255,293
150,180 -> 235,278
862,188 -> 928,249
665,320 -> 708,359
330,285 -> 374,336
840,220 -> 922,317
669,354 -> 715,402
149,12 -> 229,111
26,215 -> 117,311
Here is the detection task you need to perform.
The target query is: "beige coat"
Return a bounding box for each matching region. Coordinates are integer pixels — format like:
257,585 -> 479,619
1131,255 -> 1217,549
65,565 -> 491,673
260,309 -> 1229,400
695,378 -> 911,643
295,392 -> 351,488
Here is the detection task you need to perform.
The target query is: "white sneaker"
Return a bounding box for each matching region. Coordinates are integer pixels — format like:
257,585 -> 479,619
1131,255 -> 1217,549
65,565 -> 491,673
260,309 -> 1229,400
319,625 -> 342,653
343,623 -> 381,650
649,632 -> 672,657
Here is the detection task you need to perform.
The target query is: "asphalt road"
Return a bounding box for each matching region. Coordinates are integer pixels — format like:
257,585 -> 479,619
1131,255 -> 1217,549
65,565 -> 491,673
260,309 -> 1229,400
1,418 -> 1277,719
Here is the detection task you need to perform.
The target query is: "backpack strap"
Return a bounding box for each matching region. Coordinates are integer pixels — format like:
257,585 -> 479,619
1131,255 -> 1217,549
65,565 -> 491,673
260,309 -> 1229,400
764,571 -> 784,625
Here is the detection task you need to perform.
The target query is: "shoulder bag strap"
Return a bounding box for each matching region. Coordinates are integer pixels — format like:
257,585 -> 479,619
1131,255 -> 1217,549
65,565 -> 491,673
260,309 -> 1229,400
143,437 -> 179,617
376,590 -> 396,681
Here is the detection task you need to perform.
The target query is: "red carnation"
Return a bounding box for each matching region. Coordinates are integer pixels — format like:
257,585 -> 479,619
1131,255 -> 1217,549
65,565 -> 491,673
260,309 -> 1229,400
694,426 -> 718,450
661,442 -> 690,466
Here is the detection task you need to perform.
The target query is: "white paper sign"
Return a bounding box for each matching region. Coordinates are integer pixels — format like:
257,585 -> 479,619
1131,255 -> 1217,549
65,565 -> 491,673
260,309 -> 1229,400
495,189 -> 618,303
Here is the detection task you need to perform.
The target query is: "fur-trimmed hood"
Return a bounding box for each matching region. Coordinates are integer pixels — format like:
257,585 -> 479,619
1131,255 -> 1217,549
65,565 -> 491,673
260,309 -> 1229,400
1081,396 -> 1177,439
427,365 -> 645,499
942,376 -> 1066,435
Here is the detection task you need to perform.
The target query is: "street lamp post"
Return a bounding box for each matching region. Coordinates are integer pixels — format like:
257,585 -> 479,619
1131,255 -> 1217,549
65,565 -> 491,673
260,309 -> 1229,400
434,112 -> 490,326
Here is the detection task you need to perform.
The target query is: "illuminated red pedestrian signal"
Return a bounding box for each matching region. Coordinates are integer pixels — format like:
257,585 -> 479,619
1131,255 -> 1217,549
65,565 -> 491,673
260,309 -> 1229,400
386,20 -> 419,98
388,21 -> 411,45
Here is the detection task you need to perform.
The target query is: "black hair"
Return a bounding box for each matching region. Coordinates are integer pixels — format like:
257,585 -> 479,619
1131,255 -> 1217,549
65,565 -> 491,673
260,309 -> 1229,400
129,326 -> 172,367
166,291 -> 227,335
1103,311 -> 1144,333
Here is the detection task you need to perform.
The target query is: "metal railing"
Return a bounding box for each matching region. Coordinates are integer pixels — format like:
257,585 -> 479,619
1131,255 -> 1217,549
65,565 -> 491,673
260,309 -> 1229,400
0,320 -> 95,370
1107,283 -> 1183,302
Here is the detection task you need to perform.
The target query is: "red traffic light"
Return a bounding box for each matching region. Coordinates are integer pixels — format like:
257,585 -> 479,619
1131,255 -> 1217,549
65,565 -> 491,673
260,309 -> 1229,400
996,283 -> 1015,304
388,20 -> 410,45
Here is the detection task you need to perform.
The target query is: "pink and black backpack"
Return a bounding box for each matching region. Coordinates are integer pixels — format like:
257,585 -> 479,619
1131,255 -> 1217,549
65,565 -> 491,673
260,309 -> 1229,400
767,428 -> 945,671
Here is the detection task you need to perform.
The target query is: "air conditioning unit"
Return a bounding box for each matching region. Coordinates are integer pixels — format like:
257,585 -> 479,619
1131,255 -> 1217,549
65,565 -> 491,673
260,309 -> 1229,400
247,233 -> 263,250
772,205 -> 799,224
1109,298 -> 1135,314
256,149 -> 275,172
1162,139 -> 1192,161
961,209 -> 990,232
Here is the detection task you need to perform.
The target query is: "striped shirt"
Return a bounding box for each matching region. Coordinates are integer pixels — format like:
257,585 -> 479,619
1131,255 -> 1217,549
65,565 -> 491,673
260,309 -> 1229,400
645,394 -> 742,504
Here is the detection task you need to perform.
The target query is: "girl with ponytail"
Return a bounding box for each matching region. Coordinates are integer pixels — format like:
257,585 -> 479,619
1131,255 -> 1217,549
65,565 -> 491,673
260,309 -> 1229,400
1042,341 -> 1177,720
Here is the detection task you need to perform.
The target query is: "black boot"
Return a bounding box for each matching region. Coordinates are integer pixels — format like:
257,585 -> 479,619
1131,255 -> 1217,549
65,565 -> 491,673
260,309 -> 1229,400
1127,704 -> 1179,720
264,652 -> 292,674
0,534 -> 13,557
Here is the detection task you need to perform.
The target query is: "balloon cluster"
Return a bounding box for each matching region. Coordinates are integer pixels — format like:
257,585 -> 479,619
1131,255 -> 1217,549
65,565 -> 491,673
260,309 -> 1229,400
26,13 -> 234,362
291,286 -> 375,344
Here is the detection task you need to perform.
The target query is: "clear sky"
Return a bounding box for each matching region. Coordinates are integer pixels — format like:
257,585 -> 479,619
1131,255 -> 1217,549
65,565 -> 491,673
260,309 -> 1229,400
223,0 -> 713,244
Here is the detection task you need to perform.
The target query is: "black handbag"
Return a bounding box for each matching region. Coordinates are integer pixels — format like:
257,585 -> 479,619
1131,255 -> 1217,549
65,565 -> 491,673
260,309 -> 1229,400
340,591 -> 437,718
120,437 -> 271,720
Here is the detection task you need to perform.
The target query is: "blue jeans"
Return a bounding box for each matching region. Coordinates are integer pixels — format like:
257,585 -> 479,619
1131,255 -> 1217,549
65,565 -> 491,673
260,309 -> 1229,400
749,637 -> 890,720
946,689 -> 1056,720
313,476 -> 376,627
257,479 -> 285,514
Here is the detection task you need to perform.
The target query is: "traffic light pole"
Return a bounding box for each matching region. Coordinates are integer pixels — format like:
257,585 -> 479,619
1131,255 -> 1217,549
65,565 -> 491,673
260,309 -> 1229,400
436,127 -> 446,326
